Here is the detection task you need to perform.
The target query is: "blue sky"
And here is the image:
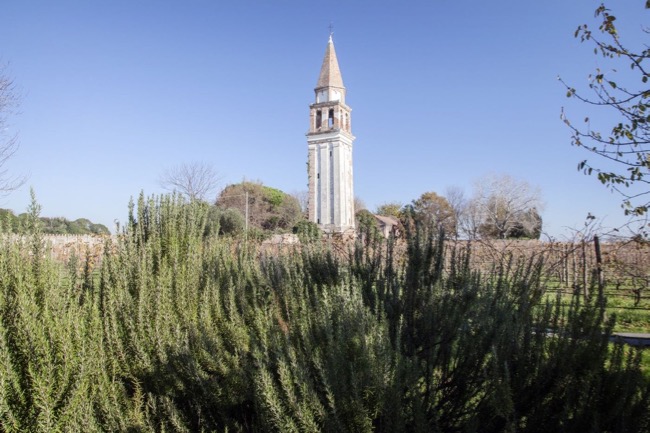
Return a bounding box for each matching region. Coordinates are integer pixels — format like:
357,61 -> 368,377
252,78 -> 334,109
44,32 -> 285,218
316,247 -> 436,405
0,0 -> 648,238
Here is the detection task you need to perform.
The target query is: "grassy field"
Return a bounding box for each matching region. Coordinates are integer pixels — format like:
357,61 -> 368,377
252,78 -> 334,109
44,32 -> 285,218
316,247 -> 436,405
543,282 -> 650,334
608,301 -> 650,333
542,281 -> 650,377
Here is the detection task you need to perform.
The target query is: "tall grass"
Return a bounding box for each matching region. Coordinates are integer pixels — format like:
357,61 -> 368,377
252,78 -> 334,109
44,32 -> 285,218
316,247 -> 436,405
0,193 -> 648,432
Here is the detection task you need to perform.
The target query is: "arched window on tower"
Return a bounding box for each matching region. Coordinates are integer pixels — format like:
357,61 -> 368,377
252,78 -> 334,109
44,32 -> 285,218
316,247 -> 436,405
316,110 -> 322,129
328,109 -> 334,128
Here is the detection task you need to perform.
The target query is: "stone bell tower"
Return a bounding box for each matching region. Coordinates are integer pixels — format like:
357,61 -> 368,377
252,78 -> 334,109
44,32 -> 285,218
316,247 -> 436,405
307,35 -> 355,233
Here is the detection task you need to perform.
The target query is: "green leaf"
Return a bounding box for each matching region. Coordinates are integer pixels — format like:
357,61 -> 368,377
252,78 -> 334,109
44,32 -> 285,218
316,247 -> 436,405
608,81 -> 617,89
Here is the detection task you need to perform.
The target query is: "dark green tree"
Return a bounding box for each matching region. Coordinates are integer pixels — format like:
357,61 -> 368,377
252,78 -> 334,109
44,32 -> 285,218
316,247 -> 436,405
355,208 -> 381,243
410,191 -> 456,237
375,202 -> 402,219
218,207 -> 245,236
479,207 -> 543,239
216,181 -> 302,233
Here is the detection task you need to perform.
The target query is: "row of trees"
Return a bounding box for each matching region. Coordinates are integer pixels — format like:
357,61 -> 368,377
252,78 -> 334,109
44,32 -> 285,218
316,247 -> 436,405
0,207 -> 109,235
375,173 -> 543,240
158,165 -> 542,241
159,163 -> 306,239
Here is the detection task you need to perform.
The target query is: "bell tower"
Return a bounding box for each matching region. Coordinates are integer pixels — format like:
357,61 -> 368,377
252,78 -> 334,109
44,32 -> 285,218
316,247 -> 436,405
307,35 -> 355,233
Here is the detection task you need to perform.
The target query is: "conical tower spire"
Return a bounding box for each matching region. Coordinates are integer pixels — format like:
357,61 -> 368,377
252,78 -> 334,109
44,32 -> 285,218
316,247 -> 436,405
315,36 -> 345,97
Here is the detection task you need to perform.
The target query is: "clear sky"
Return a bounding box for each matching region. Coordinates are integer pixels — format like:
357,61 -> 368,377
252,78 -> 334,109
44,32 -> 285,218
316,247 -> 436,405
0,0 -> 648,238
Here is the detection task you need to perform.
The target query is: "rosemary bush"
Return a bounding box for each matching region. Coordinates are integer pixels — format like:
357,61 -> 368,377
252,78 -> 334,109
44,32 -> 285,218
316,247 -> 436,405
0,194 -> 647,432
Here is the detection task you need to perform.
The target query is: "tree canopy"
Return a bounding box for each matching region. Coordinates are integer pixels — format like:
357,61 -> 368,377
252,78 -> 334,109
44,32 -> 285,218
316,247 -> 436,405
478,207 -> 542,240
375,202 -> 403,219
0,208 -> 110,235
409,191 -> 457,237
216,181 -> 302,233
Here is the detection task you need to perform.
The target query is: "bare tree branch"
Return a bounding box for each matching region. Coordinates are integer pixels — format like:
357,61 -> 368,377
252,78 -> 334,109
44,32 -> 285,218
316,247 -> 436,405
470,174 -> 544,239
560,4 -> 650,216
0,63 -> 25,195
159,161 -> 222,202
290,190 -> 309,215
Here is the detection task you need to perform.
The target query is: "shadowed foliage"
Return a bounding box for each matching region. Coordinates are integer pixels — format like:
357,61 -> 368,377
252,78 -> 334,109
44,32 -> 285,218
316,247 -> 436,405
0,194 -> 647,432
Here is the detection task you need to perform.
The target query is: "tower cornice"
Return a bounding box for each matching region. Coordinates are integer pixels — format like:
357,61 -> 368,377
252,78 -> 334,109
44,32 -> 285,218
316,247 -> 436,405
309,100 -> 352,110
306,129 -> 355,141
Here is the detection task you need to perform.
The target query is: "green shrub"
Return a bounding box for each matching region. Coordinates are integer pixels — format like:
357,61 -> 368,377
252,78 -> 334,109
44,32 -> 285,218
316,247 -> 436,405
218,207 -> 245,236
0,194 -> 647,432
217,182 -> 302,233
293,220 -> 321,243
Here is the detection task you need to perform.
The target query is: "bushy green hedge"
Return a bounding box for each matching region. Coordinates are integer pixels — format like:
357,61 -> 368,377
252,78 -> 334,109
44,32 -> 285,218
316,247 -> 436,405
216,182 -> 302,233
0,208 -> 110,235
0,194 -> 647,432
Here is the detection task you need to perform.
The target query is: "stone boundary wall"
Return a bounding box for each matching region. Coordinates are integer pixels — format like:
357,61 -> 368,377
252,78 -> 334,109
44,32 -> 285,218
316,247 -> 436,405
0,234 -> 110,262
11,234 -> 649,290
42,234 -> 110,263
